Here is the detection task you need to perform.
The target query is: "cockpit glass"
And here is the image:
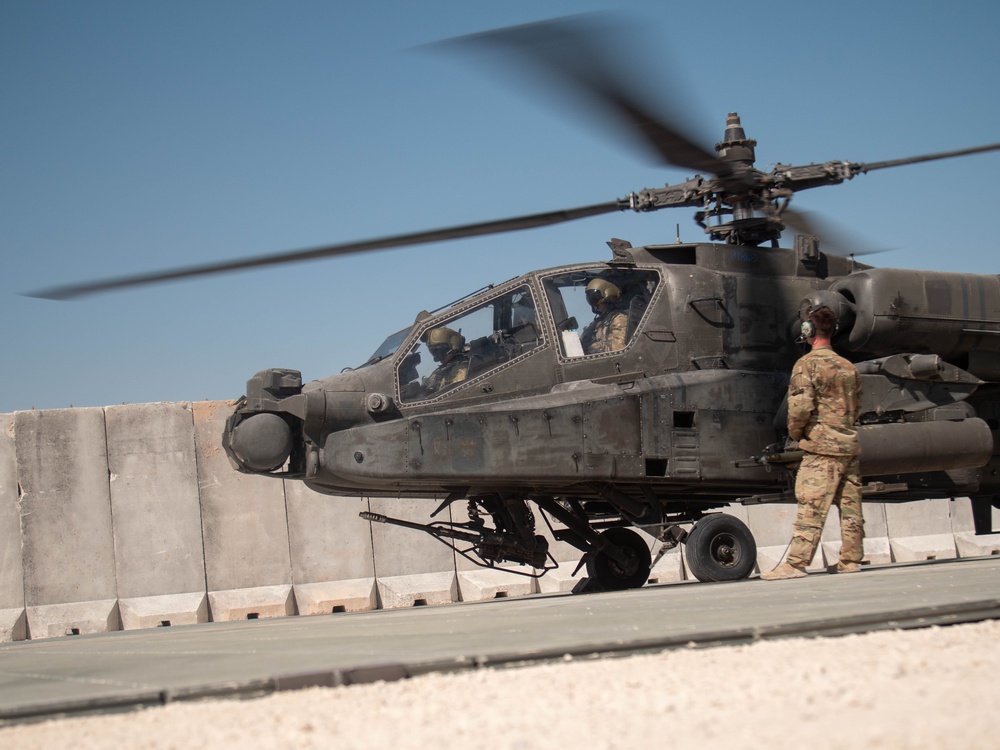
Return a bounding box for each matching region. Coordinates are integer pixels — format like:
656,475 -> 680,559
543,269 -> 659,358
360,326 -> 412,368
398,285 -> 540,401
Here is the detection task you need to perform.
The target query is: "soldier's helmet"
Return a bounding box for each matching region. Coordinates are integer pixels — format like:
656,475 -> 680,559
585,277 -> 622,312
422,326 -> 466,363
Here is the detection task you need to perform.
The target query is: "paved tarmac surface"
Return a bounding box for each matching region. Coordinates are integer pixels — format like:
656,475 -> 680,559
2,557 -> 1000,724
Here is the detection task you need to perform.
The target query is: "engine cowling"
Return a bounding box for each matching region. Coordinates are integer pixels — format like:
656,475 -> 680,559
828,268 -> 1000,362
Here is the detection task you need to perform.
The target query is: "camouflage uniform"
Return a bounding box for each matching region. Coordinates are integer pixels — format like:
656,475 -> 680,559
786,345 -> 864,568
422,358 -> 469,395
580,310 -> 628,354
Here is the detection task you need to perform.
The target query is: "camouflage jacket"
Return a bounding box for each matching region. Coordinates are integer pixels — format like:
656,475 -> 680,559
580,310 -> 628,354
787,345 -> 861,456
423,358 -> 470,395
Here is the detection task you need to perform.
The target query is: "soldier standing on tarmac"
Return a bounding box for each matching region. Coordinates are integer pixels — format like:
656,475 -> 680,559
761,305 -> 865,580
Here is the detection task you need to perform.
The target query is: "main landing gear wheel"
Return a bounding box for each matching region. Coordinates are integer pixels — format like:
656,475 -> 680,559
586,527 -> 652,591
685,513 -> 756,582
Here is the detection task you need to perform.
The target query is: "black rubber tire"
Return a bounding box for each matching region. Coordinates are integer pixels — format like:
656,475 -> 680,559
685,513 -> 757,582
585,527 -> 652,591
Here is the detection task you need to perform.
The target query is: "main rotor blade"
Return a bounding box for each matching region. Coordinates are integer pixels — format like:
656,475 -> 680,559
28,200 -> 625,300
446,16 -> 731,178
857,142 -> 1000,173
783,207 -> 891,258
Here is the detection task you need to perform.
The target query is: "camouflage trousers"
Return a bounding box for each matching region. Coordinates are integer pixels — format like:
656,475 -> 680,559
788,452 -> 864,568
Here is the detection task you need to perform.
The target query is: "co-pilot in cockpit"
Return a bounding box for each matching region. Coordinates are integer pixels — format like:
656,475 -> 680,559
398,286 -> 540,401
544,269 -> 658,358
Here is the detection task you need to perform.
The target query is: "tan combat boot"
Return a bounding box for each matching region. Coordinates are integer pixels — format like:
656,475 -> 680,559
835,561 -> 861,574
760,562 -> 807,580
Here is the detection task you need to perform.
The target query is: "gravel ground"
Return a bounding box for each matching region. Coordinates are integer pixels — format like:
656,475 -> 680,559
4,619 -> 998,750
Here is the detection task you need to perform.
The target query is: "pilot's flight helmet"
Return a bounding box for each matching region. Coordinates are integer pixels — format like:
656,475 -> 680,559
423,326 -> 465,362
585,277 -> 622,310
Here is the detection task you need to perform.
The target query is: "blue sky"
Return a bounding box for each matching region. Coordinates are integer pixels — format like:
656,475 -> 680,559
3,1 -> 999,413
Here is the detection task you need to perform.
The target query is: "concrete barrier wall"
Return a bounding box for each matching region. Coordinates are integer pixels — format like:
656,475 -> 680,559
16,408 -> 119,639
0,414 -> 25,641
192,401 -> 295,622
107,403 -> 208,630
0,400 -> 998,641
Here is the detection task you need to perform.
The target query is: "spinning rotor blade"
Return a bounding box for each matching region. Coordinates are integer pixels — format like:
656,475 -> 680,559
764,139 -> 1000,248
782,207 -> 890,258
447,16 -> 732,178
856,141 -> 1000,174
776,141 -> 1000,193
28,200 -> 625,300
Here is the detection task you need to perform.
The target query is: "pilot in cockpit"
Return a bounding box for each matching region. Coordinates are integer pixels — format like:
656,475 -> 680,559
421,326 -> 470,394
579,278 -> 628,354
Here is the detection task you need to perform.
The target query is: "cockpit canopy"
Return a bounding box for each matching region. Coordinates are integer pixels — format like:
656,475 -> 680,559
391,267 -> 660,403
399,285 -> 540,402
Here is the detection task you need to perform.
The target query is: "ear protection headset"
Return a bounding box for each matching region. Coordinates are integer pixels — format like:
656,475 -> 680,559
796,304 -> 830,343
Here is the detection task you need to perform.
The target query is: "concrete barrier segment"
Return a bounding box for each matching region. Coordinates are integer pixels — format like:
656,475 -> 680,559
192,401 -> 294,599
0,413 -> 25,641
884,498 -> 957,562
105,403 -> 207,625
283,483 -> 377,613
293,579 -> 377,615
953,532 -> 1000,559
15,408 -> 119,638
0,609 -> 25,642
457,568 -> 537,602
207,584 -> 295,622
535,561 -> 587,594
25,599 -> 120,639
369,497 -> 459,607
118,592 -> 209,629
950,497 -> 1000,558
376,571 -> 458,609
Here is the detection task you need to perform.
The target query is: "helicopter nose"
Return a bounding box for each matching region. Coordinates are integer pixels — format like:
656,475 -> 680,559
229,412 -> 294,471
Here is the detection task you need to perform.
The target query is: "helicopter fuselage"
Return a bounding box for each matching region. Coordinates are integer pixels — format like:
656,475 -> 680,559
224,241 -> 1000,513
220,239 -> 999,586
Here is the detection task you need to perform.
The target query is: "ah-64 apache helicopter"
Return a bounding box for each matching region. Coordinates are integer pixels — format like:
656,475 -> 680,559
36,18 -> 1000,591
